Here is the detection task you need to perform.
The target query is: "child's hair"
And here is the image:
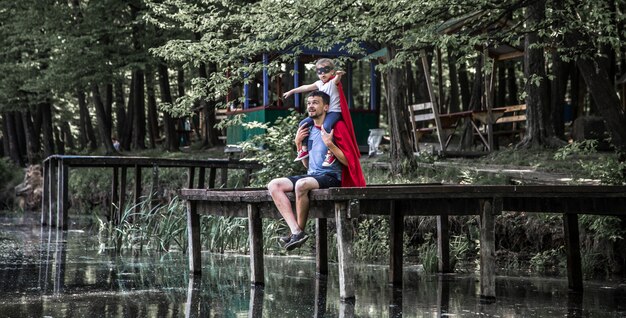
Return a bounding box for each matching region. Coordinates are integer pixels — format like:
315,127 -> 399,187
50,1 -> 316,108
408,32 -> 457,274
307,90 -> 331,106
315,58 -> 335,68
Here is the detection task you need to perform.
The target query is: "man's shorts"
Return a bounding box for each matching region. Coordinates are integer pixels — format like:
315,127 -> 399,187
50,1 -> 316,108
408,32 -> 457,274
286,174 -> 341,189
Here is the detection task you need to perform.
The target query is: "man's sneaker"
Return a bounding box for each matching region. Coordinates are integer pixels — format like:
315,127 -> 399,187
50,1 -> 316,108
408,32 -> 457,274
278,233 -> 291,246
294,149 -> 309,162
284,231 -> 309,251
322,152 -> 336,167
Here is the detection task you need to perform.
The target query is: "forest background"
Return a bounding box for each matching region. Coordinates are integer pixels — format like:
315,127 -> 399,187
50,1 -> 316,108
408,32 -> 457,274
0,0 -> 625,277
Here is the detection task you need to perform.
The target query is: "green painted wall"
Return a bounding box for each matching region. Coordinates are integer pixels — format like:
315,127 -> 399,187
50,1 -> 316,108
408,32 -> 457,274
226,108 -> 379,147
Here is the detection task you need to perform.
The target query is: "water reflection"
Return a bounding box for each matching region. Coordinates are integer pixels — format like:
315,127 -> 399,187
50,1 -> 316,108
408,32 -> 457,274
0,213 -> 625,317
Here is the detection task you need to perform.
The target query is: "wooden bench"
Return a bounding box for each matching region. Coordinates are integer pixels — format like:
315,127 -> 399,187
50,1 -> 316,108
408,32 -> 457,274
408,102 -> 474,152
491,104 -> 527,139
181,184 -> 626,301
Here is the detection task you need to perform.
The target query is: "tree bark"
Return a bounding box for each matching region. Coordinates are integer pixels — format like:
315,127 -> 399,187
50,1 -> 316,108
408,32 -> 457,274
145,65 -> 160,149
386,45 -> 416,174
200,62 -> 220,148
517,0 -> 564,149
550,51 -> 569,140
39,100 -> 56,157
91,83 -> 117,155
21,109 -> 40,164
14,111 -> 26,158
4,112 -> 24,166
122,74 -> 135,151
458,59 -> 471,111
506,63 -> 519,105
114,78 -> 126,143
447,48 -> 461,113
77,89 -> 98,151
132,68 -> 147,150
158,63 -> 180,151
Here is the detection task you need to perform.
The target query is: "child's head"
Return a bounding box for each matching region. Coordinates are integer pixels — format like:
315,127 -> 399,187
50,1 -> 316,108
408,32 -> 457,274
315,58 -> 336,82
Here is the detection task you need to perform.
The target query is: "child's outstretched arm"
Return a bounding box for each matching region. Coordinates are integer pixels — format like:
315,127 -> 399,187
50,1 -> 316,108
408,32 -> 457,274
283,83 -> 318,99
332,71 -> 346,86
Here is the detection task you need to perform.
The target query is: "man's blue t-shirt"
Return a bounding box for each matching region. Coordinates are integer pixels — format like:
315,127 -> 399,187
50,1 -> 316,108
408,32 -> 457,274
307,125 -> 342,180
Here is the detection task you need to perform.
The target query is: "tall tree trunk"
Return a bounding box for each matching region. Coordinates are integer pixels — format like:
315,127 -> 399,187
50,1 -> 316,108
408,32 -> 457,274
60,121 -> 75,150
177,68 -> 185,99
54,126 -> 65,155
158,63 -> 180,151
496,63 -> 507,107
1,115 -> 9,157
506,64 -> 519,105
104,83 -> 113,127
145,65 -> 159,149
122,74 -> 135,151
77,89 -> 98,150
21,109 -> 40,164
386,45 -> 416,174
114,79 -> 126,143
405,62 -> 416,105
4,112 -> 24,166
518,0 -> 563,149
14,111 -> 27,158
550,51 -> 569,139
458,59 -> 471,111
447,48 -> 461,113
91,83 -> 117,155
39,100 -> 56,157
199,62 -> 219,148
132,69 -> 146,150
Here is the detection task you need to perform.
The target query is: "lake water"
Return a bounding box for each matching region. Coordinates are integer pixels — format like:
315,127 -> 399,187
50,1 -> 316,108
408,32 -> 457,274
0,212 -> 625,317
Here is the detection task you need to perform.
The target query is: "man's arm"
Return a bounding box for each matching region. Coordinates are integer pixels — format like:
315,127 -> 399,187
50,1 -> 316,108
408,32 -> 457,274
321,127 -> 348,166
295,124 -> 310,169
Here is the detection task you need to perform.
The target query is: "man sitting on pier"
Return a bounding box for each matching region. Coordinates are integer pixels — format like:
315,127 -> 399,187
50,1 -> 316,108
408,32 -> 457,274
268,90 -> 361,251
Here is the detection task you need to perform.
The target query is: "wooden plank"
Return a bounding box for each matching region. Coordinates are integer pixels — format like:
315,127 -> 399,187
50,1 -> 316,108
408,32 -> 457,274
412,113 -> 436,122
187,201 -> 202,275
389,202 -> 403,286
185,276 -> 201,318
197,167 -> 206,188
208,167 -> 216,188
564,213 -> 583,292
335,201 -> 355,301
409,102 -> 433,111
496,114 -> 526,124
316,218 -> 328,275
48,159 -> 57,227
437,215 -> 451,273
248,204 -> 265,286
248,286 -> 264,318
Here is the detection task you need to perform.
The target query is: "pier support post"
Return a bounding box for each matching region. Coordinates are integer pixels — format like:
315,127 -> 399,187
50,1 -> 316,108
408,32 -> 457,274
479,197 -> 501,301
437,214 -> 451,273
187,201 -> 201,275
57,159 -> 69,230
316,218 -> 328,275
335,201 -> 355,301
248,204 -> 264,286
563,213 -> 583,292
389,201 -> 403,285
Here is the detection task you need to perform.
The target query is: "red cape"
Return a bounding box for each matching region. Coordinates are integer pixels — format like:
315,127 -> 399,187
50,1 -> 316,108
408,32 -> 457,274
333,82 -> 366,187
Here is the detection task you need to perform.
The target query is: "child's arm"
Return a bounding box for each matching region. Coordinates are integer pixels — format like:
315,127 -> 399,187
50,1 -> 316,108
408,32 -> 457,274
283,83 -> 318,99
332,71 -> 346,86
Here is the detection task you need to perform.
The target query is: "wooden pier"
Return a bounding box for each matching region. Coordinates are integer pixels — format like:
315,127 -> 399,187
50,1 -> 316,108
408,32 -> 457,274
181,184 -> 626,301
42,155 -> 261,230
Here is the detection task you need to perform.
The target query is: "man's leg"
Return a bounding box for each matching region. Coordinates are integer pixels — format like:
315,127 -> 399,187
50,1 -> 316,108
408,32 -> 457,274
293,177 -> 320,231
267,178 -> 300,234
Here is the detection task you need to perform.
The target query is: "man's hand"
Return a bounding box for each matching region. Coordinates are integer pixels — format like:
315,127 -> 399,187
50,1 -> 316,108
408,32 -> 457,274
295,124 -> 309,147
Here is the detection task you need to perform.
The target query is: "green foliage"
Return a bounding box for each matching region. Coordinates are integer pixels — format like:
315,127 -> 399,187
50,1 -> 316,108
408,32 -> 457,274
554,140 -> 626,185
98,195 -> 188,253
529,247 -> 565,275
353,217 -> 390,263
417,233 -> 439,273
235,111 -> 305,187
